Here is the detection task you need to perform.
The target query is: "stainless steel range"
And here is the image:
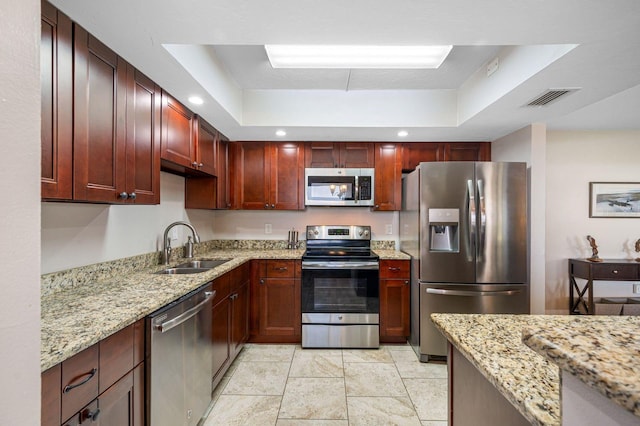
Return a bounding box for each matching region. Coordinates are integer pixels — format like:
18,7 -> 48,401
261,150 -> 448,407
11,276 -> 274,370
301,225 -> 380,349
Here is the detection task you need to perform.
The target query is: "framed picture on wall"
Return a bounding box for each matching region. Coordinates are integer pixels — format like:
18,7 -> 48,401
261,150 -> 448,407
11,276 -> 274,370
589,182 -> 640,218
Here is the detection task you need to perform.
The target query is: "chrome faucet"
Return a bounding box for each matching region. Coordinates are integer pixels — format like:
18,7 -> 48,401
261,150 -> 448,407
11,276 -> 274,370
161,221 -> 201,265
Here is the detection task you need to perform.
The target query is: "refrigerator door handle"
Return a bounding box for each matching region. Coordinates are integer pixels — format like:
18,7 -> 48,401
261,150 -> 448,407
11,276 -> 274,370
466,179 -> 476,261
477,179 -> 486,261
426,288 -> 523,297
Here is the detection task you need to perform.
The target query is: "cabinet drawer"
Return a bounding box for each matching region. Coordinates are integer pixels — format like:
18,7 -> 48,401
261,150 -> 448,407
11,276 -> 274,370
212,272 -> 231,305
61,344 -> 99,422
592,264 -> 638,280
380,260 -> 410,279
266,260 -> 295,278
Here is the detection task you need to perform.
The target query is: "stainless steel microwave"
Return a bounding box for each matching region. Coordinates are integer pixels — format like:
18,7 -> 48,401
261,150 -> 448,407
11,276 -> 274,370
304,168 -> 374,206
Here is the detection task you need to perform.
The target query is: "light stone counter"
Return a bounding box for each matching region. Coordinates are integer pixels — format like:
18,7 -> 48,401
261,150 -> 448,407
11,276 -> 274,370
522,316 -> 640,420
431,313 -> 565,426
41,248 -> 302,371
372,249 -> 410,260
41,241 -> 408,371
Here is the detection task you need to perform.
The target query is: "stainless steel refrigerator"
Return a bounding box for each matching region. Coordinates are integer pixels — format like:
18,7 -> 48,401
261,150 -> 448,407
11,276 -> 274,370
400,162 -> 529,362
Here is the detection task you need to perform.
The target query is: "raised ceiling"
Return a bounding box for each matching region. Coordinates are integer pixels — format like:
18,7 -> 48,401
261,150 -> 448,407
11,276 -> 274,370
50,0 -> 640,142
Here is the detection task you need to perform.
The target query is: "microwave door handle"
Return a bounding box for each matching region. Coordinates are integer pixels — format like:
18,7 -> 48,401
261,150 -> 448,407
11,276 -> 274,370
354,175 -> 359,203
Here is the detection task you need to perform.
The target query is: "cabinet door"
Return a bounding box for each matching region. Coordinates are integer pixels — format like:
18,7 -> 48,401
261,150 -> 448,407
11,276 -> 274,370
373,143 -> 402,211
443,142 -> 491,161
216,137 -> 231,209
42,364 -> 61,426
160,91 -> 196,169
234,142 -> 270,209
340,142 -> 374,168
305,142 -> 339,168
73,27 -> 127,202
41,2 -> 73,200
212,297 -> 231,382
259,278 -> 299,336
195,117 -> 218,176
124,68 -> 160,204
231,279 -> 250,355
270,142 -> 304,210
98,367 -> 142,426
380,279 -> 410,341
402,142 -> 442,172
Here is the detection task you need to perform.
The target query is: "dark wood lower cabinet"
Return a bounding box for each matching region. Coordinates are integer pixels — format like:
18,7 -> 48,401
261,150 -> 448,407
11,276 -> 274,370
250,260 -> 301,343
43,320 -> 144,426
380,260 -> 410,343
211,295 -> 231,385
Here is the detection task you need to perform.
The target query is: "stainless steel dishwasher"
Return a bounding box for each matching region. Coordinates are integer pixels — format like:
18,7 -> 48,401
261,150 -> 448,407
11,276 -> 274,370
146,283 -> 214,426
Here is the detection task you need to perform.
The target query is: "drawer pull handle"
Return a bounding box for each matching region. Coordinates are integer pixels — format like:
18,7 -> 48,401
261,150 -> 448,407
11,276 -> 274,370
275,267 -> 288,271
388,267 -> 401,271
63,368 -> 97,393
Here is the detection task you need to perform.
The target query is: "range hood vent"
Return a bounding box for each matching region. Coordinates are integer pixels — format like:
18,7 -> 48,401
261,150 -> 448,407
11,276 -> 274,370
525,88 -> 579,106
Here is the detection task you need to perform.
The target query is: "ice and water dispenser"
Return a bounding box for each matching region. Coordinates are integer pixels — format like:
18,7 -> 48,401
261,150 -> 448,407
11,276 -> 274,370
428,208 -> 459,252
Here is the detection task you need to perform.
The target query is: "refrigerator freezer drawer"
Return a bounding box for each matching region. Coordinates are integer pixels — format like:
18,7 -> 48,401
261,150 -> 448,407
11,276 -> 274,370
418,283 -> 529,361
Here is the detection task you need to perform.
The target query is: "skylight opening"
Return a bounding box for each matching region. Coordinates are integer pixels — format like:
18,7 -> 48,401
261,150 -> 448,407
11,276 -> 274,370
265,45 -> 453,69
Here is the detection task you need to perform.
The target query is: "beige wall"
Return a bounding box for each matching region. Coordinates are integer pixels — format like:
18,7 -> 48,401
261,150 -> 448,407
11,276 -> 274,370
492,124 -> 547,314
545,130 -> 640,313
0,0 -> 41,423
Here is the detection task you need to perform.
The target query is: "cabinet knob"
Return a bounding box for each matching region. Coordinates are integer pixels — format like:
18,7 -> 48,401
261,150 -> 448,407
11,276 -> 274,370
265,203 -> 269,209
129,192 -> 136,200
199,163 -> 204,167
82,407 -> 100,422
404,280 -> 409,285
271,204 -> 275,208
192,161 -> 199,167
119,192 -> 128,199
613,270 -> 619,274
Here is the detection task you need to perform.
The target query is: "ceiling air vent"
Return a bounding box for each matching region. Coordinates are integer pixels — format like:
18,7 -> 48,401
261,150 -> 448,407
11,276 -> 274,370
525,88 -> 579,107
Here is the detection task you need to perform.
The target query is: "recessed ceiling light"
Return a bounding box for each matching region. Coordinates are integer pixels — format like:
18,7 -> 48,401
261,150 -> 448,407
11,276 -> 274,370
188,96 -> 203,105
397,130 -> 409,138
265,45 -> 453,69
275,129 -> 287,137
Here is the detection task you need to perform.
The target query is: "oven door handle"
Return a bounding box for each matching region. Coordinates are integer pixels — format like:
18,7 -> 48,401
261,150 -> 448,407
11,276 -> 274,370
302,261 -> 379,270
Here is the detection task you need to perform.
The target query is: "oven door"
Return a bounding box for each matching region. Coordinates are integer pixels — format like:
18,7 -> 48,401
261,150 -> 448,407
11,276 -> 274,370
301,260 -> 379,314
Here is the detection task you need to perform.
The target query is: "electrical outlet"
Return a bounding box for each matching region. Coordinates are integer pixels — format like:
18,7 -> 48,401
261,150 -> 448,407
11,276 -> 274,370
633,284 -> 640,294
385,224 -> 393,235
170,228 -> 179,241
265,223 -> 272,234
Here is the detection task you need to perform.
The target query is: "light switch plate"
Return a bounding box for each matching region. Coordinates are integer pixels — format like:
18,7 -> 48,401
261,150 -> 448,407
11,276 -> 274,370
385,224 -> 393,235
633,283 -> 640,294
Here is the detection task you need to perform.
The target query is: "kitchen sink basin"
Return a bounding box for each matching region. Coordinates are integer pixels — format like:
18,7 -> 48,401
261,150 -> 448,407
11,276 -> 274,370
154,259 -> 231,275
174,259 -> 231,269
155,267 -> 212,275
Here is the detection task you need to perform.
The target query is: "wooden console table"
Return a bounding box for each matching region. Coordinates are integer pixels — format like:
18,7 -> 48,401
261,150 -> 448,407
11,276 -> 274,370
569,259 -> 640,315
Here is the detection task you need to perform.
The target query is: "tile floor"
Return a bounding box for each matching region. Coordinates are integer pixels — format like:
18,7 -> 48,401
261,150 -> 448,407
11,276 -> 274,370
203,344 -> 448,426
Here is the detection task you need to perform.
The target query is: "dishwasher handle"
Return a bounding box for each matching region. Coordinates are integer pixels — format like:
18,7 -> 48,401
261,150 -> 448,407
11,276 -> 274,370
426,288 -> 522,297
156,290 -> 215,333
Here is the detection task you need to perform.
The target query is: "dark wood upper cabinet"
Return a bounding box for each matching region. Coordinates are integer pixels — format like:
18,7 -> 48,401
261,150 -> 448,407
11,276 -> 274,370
372,143 -> 403,211
73,26 -> 128,203
41,1 -> 73,200
160,91 -> 197,172
233,142 -> 304,210
125,69 -> 161,204
184,133 -> 231,210
444,142 -> 491,162
402,142 -> 491,172
402,142 -> 443,172
305,142 -> 374,168
195,117 -> 218,176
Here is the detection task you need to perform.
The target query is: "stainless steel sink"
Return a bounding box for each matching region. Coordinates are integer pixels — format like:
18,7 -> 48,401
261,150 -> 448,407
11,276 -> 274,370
174,259 -> 231,269
155,259 -> 231,275
156,267 -> 212,275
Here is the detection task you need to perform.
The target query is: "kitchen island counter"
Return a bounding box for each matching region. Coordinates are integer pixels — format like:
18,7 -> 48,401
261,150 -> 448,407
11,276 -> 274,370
522,316 -> 640,422
431,313 -> 563,426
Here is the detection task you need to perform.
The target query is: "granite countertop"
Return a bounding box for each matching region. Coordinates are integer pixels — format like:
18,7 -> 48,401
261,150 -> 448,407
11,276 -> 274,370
431,313 -> 567,426
41,248 -> 302,371
41,245 -> 408,371
373,249 -> 411,260
522,316 -> 640,419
